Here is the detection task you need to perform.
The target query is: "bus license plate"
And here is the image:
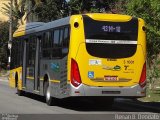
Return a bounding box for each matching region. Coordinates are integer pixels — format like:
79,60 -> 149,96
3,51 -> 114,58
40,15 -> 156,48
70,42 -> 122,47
104,76 -> 118,81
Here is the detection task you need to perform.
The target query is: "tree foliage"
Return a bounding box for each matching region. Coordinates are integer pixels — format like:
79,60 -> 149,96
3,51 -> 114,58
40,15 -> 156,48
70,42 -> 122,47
125,0 -> 160,66
124,0 -> 160,87
68,0 -> 120,14
34,0 -> 68,22
1,0 -> 26,25
0,21 -> 9,69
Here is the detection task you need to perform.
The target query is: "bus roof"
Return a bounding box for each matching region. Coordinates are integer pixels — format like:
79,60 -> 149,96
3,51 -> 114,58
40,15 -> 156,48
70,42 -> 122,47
13,13 -> 137,38
13,16 -> 70,38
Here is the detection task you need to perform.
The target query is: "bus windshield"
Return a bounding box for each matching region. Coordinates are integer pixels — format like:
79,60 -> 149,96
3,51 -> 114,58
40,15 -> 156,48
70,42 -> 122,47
83,15 -> 138,58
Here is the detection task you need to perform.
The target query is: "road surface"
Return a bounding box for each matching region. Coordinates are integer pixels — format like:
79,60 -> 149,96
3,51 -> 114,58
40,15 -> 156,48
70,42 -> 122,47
0,77 -> 159,120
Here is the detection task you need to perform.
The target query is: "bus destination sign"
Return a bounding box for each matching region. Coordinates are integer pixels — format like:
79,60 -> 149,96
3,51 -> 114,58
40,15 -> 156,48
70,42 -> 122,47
102,25 -> 121,33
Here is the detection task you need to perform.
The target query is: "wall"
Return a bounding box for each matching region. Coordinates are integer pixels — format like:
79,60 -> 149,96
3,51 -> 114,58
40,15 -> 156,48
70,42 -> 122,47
0,0 -> 9,21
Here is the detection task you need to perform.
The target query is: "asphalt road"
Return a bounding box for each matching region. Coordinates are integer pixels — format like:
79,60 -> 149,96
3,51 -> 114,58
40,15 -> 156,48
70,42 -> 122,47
0,78 -> 160,120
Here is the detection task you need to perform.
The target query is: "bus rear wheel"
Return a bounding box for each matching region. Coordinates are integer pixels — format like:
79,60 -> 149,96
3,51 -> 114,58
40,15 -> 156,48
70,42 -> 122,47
16,76 -> 24,96
44,82 -> 56,106
17,88 -> 24,96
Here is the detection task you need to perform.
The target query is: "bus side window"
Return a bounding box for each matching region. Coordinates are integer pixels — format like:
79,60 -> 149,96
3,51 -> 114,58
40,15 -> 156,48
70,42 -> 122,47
38,35 -> 42,59
20,39 -> 23,66
17,39 -> 21,67
53,29 -> 60,47
63,27 -> 69,47
42,33 -> 45,58
42,32 -> 52,59
60,28 -> 64,46
15,40 -> 18,67
62,27 -> 69,55
52,29 -> 62,58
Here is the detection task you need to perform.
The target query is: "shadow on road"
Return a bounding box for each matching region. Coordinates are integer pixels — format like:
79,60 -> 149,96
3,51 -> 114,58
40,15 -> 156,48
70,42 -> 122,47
57,98 -> 160,113
57,98 -> 115,111
16,92 -> 46,103
20,92 -> 160,113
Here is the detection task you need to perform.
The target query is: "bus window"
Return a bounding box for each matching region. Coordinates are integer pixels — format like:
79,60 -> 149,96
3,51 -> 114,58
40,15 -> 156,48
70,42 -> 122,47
83,15 -> 138,58
52,29 -> 62,58
62,27 -> 70,56
42,32 -> 52,59
60,29 -> 64,46
19,40 -> 24,66
53,29 -> 60,47
28,36 -> 36,67
63,27 -> 69,47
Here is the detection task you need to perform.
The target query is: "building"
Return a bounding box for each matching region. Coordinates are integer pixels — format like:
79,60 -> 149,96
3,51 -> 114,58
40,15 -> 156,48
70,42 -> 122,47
0,0 -> 10,21
0,0 -> 28,25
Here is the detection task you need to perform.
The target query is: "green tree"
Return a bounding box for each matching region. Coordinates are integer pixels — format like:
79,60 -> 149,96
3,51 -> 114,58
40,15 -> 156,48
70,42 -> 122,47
1,0 -> 26,25
33,0 -> 67,22
124,0 -> 160,89
68,0 -> 120,14
125,0 -> 160,66
0,21 -> 9,69
68,0 -> 91,14
25,0 -> 42,21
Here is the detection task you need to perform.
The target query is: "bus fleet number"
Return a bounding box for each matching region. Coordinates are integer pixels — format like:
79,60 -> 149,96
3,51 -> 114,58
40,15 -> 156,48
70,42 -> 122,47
124,60 -> 134,64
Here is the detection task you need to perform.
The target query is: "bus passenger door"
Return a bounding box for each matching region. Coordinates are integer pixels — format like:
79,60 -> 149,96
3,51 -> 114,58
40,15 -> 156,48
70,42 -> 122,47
25,36 -> 36,91
34,36 -> 41,91
22,39 -> 28,88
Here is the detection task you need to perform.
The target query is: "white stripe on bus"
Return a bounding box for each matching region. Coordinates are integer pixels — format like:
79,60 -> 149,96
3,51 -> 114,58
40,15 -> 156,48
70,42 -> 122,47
86,39 -> 137,44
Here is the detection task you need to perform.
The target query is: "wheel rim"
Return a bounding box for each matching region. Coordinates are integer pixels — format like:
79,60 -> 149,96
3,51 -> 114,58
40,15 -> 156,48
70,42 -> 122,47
46,87 -> 50,101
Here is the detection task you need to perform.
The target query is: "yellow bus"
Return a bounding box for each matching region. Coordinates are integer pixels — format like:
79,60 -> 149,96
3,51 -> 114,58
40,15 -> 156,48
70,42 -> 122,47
9,13 -> 146,106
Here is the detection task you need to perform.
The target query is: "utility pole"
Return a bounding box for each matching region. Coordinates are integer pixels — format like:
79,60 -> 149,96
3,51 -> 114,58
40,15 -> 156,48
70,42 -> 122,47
8,0 -> 13,69
9,0 -> 13,42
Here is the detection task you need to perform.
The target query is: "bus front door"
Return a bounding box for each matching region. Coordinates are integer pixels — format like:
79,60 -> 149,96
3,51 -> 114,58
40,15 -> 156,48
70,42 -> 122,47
22,40 -> 27,88
34,36 -> 41,91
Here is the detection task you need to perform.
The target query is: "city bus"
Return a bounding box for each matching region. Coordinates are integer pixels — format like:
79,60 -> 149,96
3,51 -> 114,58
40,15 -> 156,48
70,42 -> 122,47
9,13 -> 146,106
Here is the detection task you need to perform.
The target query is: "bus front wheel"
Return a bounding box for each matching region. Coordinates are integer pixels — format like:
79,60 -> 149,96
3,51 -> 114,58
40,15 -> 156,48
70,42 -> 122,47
44,82 -> 56,106
17,88 -> 24,96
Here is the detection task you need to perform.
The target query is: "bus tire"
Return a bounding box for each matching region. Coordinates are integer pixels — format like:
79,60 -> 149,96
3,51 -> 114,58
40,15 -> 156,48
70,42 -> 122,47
16,73 -> 24,96
44,82 -> 55,106
17,88 -> 24,96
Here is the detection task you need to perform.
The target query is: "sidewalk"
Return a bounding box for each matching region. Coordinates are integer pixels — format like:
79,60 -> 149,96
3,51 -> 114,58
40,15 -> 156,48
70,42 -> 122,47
0,76 -> 8,82
0,71 -> 9,82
